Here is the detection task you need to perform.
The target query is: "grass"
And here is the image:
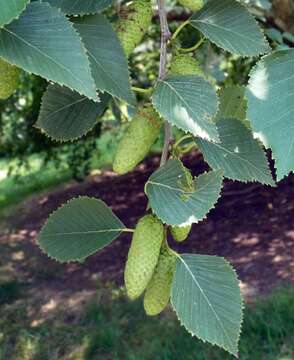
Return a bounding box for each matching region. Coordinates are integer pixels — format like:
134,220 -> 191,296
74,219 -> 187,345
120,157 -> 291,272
0,156 -> 71,214
0,130 -> 165,217
0,127 -> 122,213
0,121 -> 184,214
0,283 -> 293,360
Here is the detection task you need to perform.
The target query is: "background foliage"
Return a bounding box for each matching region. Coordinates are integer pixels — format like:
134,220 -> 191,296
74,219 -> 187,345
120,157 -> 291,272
0,0 -> 293,356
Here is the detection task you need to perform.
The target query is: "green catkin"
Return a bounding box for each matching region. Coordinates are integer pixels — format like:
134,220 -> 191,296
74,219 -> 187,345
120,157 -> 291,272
113,104 -> 162,175
124,215 -> 164,300
177,0 -> 204,12
171,224 -> 192,242
170,53 -> 216,85
170,53 -> 205,77
0,58 -> 21,100
144,244 -> 177,316
116,0 -> 153,57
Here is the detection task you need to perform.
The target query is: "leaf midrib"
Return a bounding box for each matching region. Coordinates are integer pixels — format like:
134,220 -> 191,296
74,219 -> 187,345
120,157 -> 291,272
179,256 -> 234,350
41,96 -> 87,119
208,136 -> 270,178
87,48 -> 127,100
41,228 -> 125,237
3,25 -> 91,94
192,18 -> 264,47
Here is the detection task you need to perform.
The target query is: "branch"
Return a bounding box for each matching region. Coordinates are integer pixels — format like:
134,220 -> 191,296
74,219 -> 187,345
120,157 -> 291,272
157,0 -> 172,167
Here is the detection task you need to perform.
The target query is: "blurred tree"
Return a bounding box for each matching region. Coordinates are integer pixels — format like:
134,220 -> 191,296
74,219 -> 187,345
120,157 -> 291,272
0,0 -> 292,180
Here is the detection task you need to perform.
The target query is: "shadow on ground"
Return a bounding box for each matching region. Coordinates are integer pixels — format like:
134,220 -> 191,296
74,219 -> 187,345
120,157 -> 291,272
1,152 -> 293,299
0,152 -> 294,359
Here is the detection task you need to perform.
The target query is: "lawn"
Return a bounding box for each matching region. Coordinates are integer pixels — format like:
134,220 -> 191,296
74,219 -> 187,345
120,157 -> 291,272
0,155 -> 71,213
0,128 -> 121,213
0,123 -> 167,214
0,282 -> 293,360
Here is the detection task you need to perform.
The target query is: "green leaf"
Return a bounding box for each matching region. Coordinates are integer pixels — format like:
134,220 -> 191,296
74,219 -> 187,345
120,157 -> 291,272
37,197 -> 125,263
190,0 -> 270,56
246,49 -> 294,180
171,254 -> 243,357
242,0 -> 271,11
73,14 -> 135,105
0,0 -> 29,27
0,2 -> 97,100
266,28 -> 283,44
145,159 -> 223,226
197,118 -> 274,185
44,0 -> 113,15
283,32 -> 294,44
216,86 -> 247,122
152,75 -> 219,142
36,84 -> 110,142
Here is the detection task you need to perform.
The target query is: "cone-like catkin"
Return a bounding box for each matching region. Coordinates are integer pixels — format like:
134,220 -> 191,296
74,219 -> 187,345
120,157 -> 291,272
113,104 -> 162,175
144,244 -> 177,316
170,53 -> 205,78
116,0 -> 153,57
170,53 -> 216,85
171,225 -> 192,242
0,58 -> 21,100
177,0 -> 204,12
124,215 -> 164,300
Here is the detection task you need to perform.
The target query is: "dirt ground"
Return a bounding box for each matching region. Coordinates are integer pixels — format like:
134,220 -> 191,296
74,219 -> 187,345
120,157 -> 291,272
0,151 -> 293,307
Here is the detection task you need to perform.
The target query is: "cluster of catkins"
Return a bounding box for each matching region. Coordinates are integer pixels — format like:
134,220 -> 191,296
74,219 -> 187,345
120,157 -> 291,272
125,216 -> 191,316
0,0 -> 205,315
114,0 -> 205,315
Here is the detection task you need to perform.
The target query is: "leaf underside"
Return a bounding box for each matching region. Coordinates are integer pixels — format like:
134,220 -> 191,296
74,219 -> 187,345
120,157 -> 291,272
246,49 -> 294,180
190,0 -> 270,56
0,2 -> 97,100
37,197 -> 125,263
171,254 -> 243,357
145,159 -> 223,226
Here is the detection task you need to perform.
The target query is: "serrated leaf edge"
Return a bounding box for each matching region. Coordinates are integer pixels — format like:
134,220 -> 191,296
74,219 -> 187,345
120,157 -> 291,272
246,51 -> 293,181
170,254 -> 244,357
51,0 -> 113,16
0,0 -> 30,28
0,2 -> 98,102
73,17 -> 136,106
151,76 -> 220,143
190,0 -> 271,57
36,196 -> 125,263
196,117 -> 275,186
35,84 -> 110,143
146,168 -> 224,226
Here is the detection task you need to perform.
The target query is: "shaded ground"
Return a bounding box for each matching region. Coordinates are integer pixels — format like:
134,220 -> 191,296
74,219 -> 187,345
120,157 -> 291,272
0,152 -> 293,306
0,152 -> 294,359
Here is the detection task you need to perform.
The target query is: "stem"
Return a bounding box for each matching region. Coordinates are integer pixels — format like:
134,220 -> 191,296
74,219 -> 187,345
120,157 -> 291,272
123,228 -> 135,233
160,122 -> 172,166
180,143 -> 196,154
132,86 -> 152,94
180,37 -> 205,53
174,134 -> 193,148
171,20 -> 189,41
157,0 -> 172,167
157,0 -> 171,80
